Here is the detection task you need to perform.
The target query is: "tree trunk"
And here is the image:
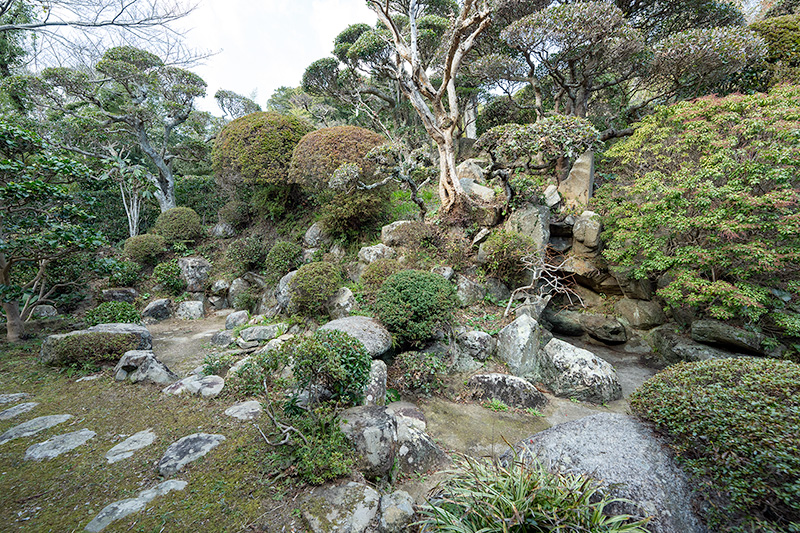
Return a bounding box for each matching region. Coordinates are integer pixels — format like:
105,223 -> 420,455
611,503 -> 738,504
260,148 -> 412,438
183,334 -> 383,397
2,300 -> 23,342
436,132 -> 464,213
153,182 -> 176,212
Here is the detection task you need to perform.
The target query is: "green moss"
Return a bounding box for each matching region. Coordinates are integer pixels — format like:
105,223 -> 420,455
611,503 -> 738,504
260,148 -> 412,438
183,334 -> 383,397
47,332 -> 139,367
289,262 -> 342,316
152,207 -> 203,244
631,358 -> 800,531
85,301 -> 141,327
123,234 -> 166,265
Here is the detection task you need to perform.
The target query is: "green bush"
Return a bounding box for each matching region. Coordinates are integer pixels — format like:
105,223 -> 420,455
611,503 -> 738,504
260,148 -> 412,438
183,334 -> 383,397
47,332 -> 139,367
360,259 -> 404,300
481,230 -> 537,287
227,347 -> 291,397
751,14 -> 800,84
319,187 -> 391,241
376,270 -> 457,348
416,456 -> 651,532
291,329 -> 371,404
631,358 -> 800,531
217,200 -> 250,229
153,259 -> 187,296
225,235 -> 268,277
152,207 -> 203,244
85,301 -> 141,327
289,261 -> 341,315
388,350 -> 446,396
107,260 -> 141,287
175,175 -> 224,224
263,240 -> 302,286
123,234 -> 166,265
291,406 -> 357,485
232,286 -> 259,312
597,85 -> 800,341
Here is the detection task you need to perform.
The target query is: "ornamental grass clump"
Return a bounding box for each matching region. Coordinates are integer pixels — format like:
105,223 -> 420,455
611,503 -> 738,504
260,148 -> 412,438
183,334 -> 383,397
631,358 -> 800,531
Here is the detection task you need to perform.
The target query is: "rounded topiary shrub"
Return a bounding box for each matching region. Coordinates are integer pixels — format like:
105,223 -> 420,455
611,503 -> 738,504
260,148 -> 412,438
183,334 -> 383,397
631,358 -> 800,531
288,125 -> 386,197
360,259 -> 404,300
152,207 -> 203,243
263,240 -> 302,286
123,234 -> 166,265
376,269 -> 457,348
481,230 -> 537,287
85,301 -> 142,327
153,259 -> 187,296
289,261 -> 342,315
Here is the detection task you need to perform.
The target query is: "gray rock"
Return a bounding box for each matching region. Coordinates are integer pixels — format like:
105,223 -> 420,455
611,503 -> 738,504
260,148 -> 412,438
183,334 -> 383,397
228,278 -> 250,310
346,261 -> 367,283
456,274 -> 487,307
157,433 -> 226,477
380,490 -> 415,533
142,299 -> 171,322
468,373 -> 547,409
431,265 -> 455,281
207,295 -> 227,310
514,295 -> 552,322
496,315 -> 547,378
329,243 -> 347,262
506,204 -> 551,254
114,350 -> 179,385
211,330 -> 234,347
460,178 -> 496,203
395,421 -> 450,475
691,319 -> 774,356
300,482 -> 380,533
84,480 -> 187,532
275,270 -> 298,313
224,401 -> 263,421
87,323 -> 152,348
162,375 -> 224,398
579,314 -> 627,344
358,243 -> 396,264
178,257 -> 211,292
24,428 -> 95,461
326,287 -> 357,319
319,316 -> 393,359
105,429 -> 157,464
572,211 -> 603,255
550,236 -> 572,253
471,227 -> 491,247
102,287 -> 138,303
302,247 -> 320,263
456,330 -> 496,362
304,221 -> 333,248
237,339 -> 259,350
543,308 -> 584,336
0,402 -> 38,420
364,360 -> 387,406
239,323 -> 286,343
339,405 -> 398,479
385,401 -> 427,432
611,266 -> 653,300
243,271 -> 268,289
0,392 -> 30,404
457,159 -> 485,183
176,300 -> 204,320
225,310 -> 249,330
615,299 -> 666,330
210,279 -> 230,296
211,220 -> 235,238
650,325 -> 737,365
540,338 -> 622,403
31,304 -> 58,318
543,184 -> 560,207
381,220 -> 414,246
506,413 -> 706,533
485,278 -> 511,303
558,150 -> 594,209
559,255 -> 621,294
0,414 -> 73,445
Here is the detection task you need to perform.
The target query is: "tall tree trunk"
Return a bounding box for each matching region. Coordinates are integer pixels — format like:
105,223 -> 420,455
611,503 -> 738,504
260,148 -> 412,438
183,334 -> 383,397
436,128 -> 464,213
2,301 -> 23,342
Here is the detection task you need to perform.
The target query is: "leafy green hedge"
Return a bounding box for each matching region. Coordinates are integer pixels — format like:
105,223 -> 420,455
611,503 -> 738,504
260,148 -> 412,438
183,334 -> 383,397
152,207 -> 203,244
631,358 -> 800,531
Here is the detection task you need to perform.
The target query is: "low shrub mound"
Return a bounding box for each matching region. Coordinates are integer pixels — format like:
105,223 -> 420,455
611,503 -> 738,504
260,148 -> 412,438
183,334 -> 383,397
123,234 -> 166,265
376,269 -> 456,348
263,241 -> 302,286
359,259 -> 404,301
152,207 -> 203,243
153,259 -> 187,296
47,332 -> 139,368
388,350 -> 446,396
481,230 -> 537,287
631,358 -> 800,531
217,200 -> 250,229
225,235 -> 269,277
85,301 -> 141,327
289,261 -> 341,315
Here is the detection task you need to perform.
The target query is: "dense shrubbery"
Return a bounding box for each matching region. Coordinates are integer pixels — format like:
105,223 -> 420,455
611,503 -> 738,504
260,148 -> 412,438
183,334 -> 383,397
123,234 -> 166,265
388,350 -> 446,396
107,260 -> 141,287
263,241 -> 302,286
152,207 -> 203,243
227,347 -> 290,397
47,332 -> 139,367
175,175 -> 224,224
597,85 -> 800,342
480,230 -> 537,287
224,236 -> 268,277
289,261 -> 341,315
85,301 -> 141,327
217,200 -> 250,229
153,259 -> 187,295
319,187 -> 390,241
631,358 -> 800,531
751,14 -> 800,84
360,259 -> 404,300
376,270 -> 457,347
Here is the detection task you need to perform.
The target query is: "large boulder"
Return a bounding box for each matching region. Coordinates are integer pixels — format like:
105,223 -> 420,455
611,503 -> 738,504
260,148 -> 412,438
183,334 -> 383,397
178,257 -> 211,293
456,330 -> 495,362
467,373 -> 547,409
364,360 -> 387,406
381,220 -> 414,247
238,323 -> 286,343
496,315 -> 548,378
542,308 -> 584,336
358,244 -> 396,265
379,490 -> 415,533
691,319 -> 777,357
571,211 -> 602,256
227,278 -> 250,310
339,405 -> 398,479
455,275 -> 486,307
615,298 -> 666,330
505,204 -> 550,254
325,287 -> 357,319
558,150 -> 594,209
299,482 -> 380,533
102,288 -> 138,304
505,413 -> 706,533
114,350 -> 179,385
559,256 -> 622,294
318,316 -> 393,359
650,325 -> 736,365
304,221 -> 333,248
142,299 -> 171,323
456,159 -> 485,183
579,314 -> 627,344
275,270 -> 298,313
40,323 -> 152,365
176,300 -> 204,320
538,338 -> 622,403
225,310 -> 249,330
460,178 -> 496,203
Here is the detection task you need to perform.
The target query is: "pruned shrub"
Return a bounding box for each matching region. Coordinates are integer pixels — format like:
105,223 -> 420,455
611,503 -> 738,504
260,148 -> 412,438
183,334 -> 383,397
107,260 -> 141,287
376,269 -> 457,347
225,235 -> 268,277
263,240 -> 302,286
631,358 -> 800,531
289,261 -> 341,315
227,347 -> 291,397
123,234 -> 166,265
85,301 -> 141,327
360,259 -> 404,301
153,259 -> 187,296
217,200 -> 250,229
152,207 -> 203,244
388,350 -> 446,396
481,230 -> 537,287
319,187 -> 391,241
47,332 -> 139,367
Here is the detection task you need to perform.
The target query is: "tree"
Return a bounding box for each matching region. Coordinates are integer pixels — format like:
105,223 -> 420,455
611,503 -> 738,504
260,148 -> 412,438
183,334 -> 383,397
12,45 -> 207,211
0,118 -> 104,342
214,89 -> 261,120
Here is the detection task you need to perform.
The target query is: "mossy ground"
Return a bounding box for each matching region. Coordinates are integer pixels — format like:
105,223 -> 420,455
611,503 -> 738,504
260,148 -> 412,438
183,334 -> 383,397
0,338 -> 301,532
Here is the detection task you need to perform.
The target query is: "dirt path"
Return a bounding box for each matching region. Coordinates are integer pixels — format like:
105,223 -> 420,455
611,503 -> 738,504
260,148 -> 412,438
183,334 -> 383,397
147,310 -> 232,375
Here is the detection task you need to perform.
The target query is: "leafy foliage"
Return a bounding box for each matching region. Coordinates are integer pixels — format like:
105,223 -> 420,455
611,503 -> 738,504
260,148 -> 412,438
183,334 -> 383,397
376,270 -> 457,348
388,350 -> 446,396
224,236 -> 268,277
46,332 -> 138,367
263,241 -> 302,286
360,259 -> 404,301
153,259 -> 186,296
152,207 -> 203,244
631,358 -> 800,531
175,175 -> 224,225
107,260 -> 141,287
85,301 -> 141,327
227,347 -> 291,397
123,234 -> 166,265
750,14 -> 800,84
480,230 -> 537,287
597,85 -> 800,339
289,262 -> 342,315
289,405 -> 357,485
217,200 -> 250,229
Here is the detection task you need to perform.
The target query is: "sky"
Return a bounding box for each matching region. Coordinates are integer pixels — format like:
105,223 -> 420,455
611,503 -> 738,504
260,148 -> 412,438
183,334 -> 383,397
180,0 -> 378,114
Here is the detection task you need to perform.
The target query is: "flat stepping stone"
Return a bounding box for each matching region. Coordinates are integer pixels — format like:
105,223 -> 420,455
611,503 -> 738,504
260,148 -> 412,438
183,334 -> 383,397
84,480 -> 187,532
0,393 -> 30,405
0,402 -> 38,421
24,428 -> 96,461
0,414 -> 73,445
157,433 -> 225,477
224,401 -> 263,421
106,429 -> 157,464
